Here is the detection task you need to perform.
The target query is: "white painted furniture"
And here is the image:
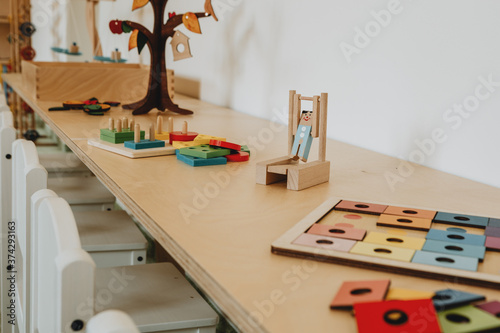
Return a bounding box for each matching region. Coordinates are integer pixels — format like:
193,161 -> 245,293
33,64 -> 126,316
31,192 -> 218,333
87,310 -> 140,333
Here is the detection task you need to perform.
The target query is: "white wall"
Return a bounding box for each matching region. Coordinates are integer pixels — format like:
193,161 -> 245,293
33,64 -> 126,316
35,0 -> 500,188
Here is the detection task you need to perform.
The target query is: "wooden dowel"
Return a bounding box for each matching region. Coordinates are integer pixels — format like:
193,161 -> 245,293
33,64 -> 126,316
293,94 -> 301,136
116,118 -> 122,133
108,118 -> 114,131
300,96 -> 314,101
122,117 -> 128,129
288,90 -> 295,152
134,123 -> 140,143
168,117 -> 173,133
182,121 -> 187,134
129,119 -> 134,131
312,96 -> 320,138
150,124 -> 155,141
319,93 -> 328,162
157,116 -> 163,133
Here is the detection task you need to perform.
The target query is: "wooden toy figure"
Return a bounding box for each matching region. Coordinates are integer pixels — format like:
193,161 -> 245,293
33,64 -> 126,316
290,110 -> 314,162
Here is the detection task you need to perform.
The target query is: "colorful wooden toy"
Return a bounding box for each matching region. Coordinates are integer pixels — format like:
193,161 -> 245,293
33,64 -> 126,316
438,305 -> 500,333
293,234 -> 356,253
377,214 -> 432,231
422,239 -> 485,261
363,232 -> 425,250
426,228 -> 486,246
225,151 -> 250,162
240,145 -> 250,155
179,144 -> 231,159
411,250 -> 478,272
307,223 -> 366,241
350,242 -> 415,262
256,90 -> 330,191
383,206 -> 437,220
330,279 -> 390,309
100,117 -> 144,144
485,236 -> 500,251
209,139 -> 241,151
475,301 -> 500,317
354,299 -> 441,333
385,288 -> 434,301
193,134 -> 226,145
485,226 -> 500,238
155,115 -> 170,140
432,289 -> 486,311
176,150 -> 227,167
334,200 -> 388,215
172,141 -> 200,149
169,121 -> 198,143
112,0 -> 218,115
124,124 -> 165,150
489,218 -> 500,228
434,212 -> 489,229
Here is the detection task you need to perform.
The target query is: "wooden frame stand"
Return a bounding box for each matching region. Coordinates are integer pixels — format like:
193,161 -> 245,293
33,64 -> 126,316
256,90 -> 330,191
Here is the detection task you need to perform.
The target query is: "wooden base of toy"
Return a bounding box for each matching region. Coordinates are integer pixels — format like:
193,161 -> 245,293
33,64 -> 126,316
256,156 -> 330,191
88,138 -> 176,158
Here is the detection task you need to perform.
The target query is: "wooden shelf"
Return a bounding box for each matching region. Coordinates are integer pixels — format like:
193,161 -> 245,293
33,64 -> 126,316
0,16 -> 9,24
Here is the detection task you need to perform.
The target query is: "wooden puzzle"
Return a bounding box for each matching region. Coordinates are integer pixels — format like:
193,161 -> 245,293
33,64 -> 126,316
256,90 -> 330,191
272,198 -> 500,288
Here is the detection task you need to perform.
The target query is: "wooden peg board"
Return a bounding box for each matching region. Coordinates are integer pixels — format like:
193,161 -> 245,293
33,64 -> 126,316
271,197 -> 500,288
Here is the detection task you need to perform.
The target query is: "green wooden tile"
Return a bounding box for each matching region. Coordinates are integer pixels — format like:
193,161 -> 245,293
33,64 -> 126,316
179,144 -> 231,159
438,305 -> 500,333
100,128 -> 145,144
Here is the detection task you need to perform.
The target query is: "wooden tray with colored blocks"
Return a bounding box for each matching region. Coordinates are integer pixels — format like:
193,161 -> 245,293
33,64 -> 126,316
271,198 -> 500,288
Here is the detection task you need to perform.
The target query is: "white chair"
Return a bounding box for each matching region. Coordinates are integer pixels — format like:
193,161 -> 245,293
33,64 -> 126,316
30,192 -> 218,333
87,310 -> 140,333
39,151 -> 91,178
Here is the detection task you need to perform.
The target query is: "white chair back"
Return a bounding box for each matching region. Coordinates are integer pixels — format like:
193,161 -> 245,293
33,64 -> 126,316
32,191 -> 95,333
87,310 -> 139,333
1,110 -> 16,333
11,139 -> 47,333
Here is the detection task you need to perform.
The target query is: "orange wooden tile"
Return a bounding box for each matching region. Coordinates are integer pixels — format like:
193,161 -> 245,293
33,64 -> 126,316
307,223 -> 366,241
330,279 -> 391,309
383,206 -> 436,220
377,214 -> 432,231
334,200 -> 388,215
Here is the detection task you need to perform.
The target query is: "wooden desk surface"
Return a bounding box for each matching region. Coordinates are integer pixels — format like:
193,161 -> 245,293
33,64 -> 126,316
5,73 -> 500,333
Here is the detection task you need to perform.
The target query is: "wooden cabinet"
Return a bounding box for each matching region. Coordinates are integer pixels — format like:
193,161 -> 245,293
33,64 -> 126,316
0,0 -> 10,64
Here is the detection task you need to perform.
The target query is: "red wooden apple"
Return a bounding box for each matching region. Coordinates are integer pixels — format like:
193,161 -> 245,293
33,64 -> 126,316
109,20 -> 123,34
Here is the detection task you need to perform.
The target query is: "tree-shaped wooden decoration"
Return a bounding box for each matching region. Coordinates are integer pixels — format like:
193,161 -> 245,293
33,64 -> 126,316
110,0 -> 217,115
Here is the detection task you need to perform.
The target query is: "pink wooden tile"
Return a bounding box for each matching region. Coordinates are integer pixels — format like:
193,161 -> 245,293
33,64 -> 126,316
485,236 -> 500,251
476,301 -> 500,317
307,223 -> 366,241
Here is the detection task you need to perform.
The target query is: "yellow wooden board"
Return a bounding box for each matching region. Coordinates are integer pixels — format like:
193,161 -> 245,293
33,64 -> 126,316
363,232 -> 425,250
386,288 -> 435,300
349,242 -> 415,262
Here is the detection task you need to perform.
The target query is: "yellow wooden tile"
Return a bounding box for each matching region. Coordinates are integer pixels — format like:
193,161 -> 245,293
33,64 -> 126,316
386,288 -> 435,301
193,134 -> 226,145
155,131 -> 170,140
172,141 -> 199,149
363,232 -> 425,250
350,242 -> 415,262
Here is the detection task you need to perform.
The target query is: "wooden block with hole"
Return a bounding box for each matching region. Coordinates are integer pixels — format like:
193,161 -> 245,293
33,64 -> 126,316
334,200 -> 388,215
354,299 -> 441,333
363,232 -> 425,250
377,214 -> 432,231
307,223 -> 366,241
432,289 -> 486,310
350,242 -> 415,262
330,279 -> 390,309
426,228 -> 486,246
433,211 -> 489,229
383,206 -> 437,220
293,234 -> 356,253
422,239 -> 485,261
411,250 -> 478,271
437,305 -> 500,333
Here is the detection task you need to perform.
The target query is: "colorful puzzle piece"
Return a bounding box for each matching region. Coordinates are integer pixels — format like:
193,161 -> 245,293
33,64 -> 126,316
330,279 -> 390,309
422,240 -> 485,261
307,223 -> 366,241
100,128 -> 145,144
433,289 -> 486,311
172,141 -> 200,149
475,301 -> 500,317
485,236 -> 500,251
411,251 -> 478,271
179,145 -> 231,159
155,131 -> 170,140
175,150 -> 227,167
350,242 -> 415,262
438,305 -> 500,333
170,131 -> 198,143
363,232 -> 425,250
385,288 -> 434,301
293,234 -> 356,253
193,134 -> 226,145
433,212 -> 489,229
225,151 -> 250,162
426,228 -> 486,246
489,218 -> 500,228
354,299 -> 441,333
124,139 -> 165,150
240,145 -> 250,155
377,214 -> 432,231
485,226 -> 500,238
209,139 -> 241,151
334,200 -> 388,215
383,206 -> 437,220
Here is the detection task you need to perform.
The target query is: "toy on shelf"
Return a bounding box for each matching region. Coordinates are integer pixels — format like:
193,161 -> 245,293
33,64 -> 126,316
109,0 -> 218,115
51,43 -> 82,56
176,137 -> 250,167
94,49 -> 127,63
169,121 -> 198,143
124,123 -> 165,150
101,117 -> 144,144
155,115 -> 171,140
272,198 -> 500,288
256,90 -> 330,191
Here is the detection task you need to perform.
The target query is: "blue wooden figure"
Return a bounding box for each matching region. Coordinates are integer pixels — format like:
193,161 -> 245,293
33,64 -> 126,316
290,110 -> 314,162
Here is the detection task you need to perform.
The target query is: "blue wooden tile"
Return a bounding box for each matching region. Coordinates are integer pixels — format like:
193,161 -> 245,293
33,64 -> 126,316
433,212 -> 488,228
176,150 -> 227,167
411,250 -> 478,272
426,229 -> 485,246
485,226 -> 500,238
124,139 -> 165,150
433,289 -> 486,311
489,218 -> 500,228
422,240 -> 485,261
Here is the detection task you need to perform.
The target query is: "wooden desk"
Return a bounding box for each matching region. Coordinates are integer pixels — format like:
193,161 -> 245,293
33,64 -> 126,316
4,73 -> 500,333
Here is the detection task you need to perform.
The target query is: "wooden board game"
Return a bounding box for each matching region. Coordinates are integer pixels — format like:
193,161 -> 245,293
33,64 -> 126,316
88,138 -> 176,158
272,198 -> 500,288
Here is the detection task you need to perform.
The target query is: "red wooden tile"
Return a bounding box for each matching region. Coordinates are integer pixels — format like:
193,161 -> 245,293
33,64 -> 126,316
485,236 -> 500,251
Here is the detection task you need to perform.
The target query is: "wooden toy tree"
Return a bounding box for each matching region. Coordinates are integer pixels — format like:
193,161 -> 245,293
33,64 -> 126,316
110,0 -> 217,115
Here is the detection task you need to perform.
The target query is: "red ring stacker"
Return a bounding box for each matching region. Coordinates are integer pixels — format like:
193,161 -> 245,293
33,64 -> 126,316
209,139 -> 241,151
169,131 -> 198,143
226,151 -> 249,162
